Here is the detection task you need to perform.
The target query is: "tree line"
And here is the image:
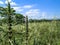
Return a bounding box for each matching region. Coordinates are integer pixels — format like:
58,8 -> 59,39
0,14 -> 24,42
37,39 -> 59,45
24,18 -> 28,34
29,19 -> 60,22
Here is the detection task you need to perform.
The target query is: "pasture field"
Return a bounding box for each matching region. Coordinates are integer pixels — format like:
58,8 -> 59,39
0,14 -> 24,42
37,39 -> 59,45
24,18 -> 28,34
0,21 -> 60,45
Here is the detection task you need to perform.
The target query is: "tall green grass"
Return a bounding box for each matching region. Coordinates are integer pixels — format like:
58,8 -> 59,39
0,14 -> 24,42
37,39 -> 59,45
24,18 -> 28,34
0,21 -> 60,45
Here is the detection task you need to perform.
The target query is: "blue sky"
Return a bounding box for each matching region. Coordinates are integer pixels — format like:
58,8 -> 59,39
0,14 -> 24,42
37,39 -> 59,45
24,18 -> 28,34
0,0 -> 60,19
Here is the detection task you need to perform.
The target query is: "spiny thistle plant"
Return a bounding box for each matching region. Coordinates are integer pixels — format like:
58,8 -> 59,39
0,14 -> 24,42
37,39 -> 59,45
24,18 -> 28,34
0,0 -> 22,45
7,0 -> 13,45
7,0 -> 21,45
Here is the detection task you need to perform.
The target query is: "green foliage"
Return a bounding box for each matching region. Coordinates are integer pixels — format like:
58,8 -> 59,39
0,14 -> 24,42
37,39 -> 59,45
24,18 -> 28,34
0,20 -> 60,45
15,13 -> 25,24
0,6 -> 25,24
0,1 -> 60,45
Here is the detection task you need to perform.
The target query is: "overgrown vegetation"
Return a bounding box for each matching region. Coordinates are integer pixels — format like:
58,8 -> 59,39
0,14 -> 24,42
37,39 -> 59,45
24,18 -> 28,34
0,20 -> 60,45
0,0 -> 60,45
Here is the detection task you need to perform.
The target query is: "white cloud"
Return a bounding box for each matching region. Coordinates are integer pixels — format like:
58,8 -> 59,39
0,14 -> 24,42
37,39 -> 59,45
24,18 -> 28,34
12,6 -> 48,19
23,5 -> 33,8
42,12 -> 47,18
10,2 -> 17,6
12,5 -> 33,13
0,1 -> 4,4
5,0 -> 12,3
41,12 -> 54,19
13,7 -> 24,12
9,0 -> 12,2
24,9 -> 51,19
5,0 -> 17,6
13,7 -> 21,10
24,9 -> 41,19
25,9 -> 40,15
5,0 -> 11,3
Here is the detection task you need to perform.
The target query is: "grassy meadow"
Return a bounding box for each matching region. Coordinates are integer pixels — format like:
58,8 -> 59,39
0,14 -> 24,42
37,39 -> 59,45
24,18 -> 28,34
0,20 -> 60,45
